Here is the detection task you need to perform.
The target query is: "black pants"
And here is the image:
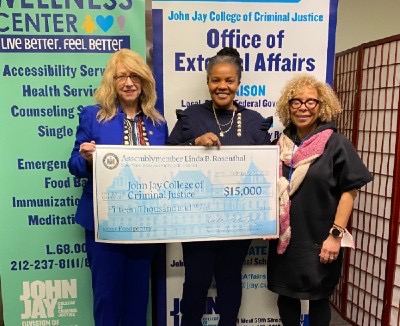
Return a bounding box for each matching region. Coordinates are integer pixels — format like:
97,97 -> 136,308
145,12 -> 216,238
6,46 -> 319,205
277,295 -> 331,326
180,239 -> 251,326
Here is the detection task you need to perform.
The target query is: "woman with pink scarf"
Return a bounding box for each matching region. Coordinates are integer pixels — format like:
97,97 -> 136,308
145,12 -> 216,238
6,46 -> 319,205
267,74 -> 373,326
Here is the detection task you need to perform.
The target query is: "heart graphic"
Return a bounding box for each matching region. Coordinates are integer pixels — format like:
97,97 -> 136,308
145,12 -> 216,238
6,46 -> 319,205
96,15 -> 113,32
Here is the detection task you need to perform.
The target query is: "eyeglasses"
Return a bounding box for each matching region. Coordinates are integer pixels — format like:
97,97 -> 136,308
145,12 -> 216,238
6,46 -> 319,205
289,98 -> 320,110
114,74 -> 141,84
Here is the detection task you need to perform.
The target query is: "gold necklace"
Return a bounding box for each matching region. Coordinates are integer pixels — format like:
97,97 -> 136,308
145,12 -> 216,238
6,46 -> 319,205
212,104 -> 235,137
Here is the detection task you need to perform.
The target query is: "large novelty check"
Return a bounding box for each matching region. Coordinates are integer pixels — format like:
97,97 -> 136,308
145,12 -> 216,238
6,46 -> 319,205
94,145 -> 279,243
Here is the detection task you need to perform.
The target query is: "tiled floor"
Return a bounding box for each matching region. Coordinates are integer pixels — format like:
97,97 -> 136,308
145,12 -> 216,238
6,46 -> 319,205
331,306 -> 352,325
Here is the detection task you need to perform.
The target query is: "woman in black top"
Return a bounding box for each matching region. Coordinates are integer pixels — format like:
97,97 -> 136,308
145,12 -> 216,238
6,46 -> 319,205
167,47 -> 272,326
267,74 -> 373,326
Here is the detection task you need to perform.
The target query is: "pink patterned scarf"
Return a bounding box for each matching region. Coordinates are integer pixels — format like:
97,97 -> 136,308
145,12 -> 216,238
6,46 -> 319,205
277,129 -> 333,254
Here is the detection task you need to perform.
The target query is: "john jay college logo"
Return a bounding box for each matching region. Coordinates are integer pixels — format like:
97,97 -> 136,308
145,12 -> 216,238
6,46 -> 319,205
102,153 -> 119,169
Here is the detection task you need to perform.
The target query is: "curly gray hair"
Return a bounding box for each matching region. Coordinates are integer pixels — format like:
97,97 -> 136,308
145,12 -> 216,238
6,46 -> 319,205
275,74 -> 342,127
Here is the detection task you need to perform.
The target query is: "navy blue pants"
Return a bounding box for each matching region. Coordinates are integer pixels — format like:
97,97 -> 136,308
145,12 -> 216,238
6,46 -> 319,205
180,239 -> 251,326
85,230 -> 162,326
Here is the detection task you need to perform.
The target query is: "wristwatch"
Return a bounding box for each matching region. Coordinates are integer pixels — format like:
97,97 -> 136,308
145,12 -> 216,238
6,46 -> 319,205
329,226 -> 344,238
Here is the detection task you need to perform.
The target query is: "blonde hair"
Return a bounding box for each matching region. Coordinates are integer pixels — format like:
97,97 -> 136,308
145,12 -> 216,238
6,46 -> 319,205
275,74 -> 342,127
94,48 -> 164,123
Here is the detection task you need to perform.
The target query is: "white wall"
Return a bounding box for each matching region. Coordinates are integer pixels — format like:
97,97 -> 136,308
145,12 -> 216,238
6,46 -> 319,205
336,0 -> 400,53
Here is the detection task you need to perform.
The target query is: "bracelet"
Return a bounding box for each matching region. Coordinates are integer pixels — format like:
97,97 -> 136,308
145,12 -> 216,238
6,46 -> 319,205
333,223 -> 345,231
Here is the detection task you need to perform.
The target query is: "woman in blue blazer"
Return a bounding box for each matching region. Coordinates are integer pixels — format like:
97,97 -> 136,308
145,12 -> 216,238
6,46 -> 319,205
68,49 -> 168,326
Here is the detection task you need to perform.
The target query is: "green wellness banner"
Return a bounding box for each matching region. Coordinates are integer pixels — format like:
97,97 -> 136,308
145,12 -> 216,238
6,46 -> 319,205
0,1 -> 146,325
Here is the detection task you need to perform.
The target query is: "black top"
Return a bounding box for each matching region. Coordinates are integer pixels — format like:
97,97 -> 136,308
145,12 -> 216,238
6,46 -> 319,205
267,122 -> 373,300
167,100 -> 272,146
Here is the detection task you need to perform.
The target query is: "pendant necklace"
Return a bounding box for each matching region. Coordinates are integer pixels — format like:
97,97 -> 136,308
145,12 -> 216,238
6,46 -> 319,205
212,103 -> 236,137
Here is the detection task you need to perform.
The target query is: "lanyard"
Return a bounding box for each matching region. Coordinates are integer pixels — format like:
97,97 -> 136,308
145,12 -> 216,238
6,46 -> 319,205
287,136 -> 306,190
288,142 -> 297,190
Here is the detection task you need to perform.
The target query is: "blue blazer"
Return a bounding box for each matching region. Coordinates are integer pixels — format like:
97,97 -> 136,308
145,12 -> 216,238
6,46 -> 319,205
68,105 -> 168,230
